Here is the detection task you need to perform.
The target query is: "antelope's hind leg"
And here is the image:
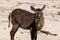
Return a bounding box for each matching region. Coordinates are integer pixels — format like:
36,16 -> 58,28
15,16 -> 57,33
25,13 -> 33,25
10,24 -> 19,40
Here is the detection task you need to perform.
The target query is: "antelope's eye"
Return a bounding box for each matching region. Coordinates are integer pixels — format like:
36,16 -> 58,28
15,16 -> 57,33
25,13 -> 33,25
36,14 -> 37,16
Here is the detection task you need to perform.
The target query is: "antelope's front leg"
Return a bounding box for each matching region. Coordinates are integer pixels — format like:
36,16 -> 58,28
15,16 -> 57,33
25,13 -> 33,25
30,29 -> 37,40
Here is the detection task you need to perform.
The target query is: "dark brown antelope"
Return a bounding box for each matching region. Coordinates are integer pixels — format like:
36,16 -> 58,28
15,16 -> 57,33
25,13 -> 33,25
8,5 -> 57,40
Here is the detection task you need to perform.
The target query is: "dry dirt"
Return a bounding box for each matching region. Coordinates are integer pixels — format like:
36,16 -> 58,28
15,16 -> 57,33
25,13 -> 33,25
0,0 -> 60,40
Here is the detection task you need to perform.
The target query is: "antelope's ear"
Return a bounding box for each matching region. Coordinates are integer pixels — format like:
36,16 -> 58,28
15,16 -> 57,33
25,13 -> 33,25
41,5 -> 46,11
30,6 -> 35,11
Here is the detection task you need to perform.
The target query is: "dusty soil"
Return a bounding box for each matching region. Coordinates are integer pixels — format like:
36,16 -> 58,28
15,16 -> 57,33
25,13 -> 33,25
0,0 -> 60,40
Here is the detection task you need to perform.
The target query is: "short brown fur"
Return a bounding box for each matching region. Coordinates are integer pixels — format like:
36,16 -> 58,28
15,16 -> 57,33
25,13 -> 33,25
8,5 -> 46,40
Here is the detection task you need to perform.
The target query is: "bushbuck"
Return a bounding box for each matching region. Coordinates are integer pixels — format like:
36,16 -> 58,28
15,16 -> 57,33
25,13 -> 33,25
8,5 -> 57,40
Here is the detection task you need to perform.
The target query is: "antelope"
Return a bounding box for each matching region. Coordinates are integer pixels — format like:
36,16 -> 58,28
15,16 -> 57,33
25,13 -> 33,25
8,5 -> 57,40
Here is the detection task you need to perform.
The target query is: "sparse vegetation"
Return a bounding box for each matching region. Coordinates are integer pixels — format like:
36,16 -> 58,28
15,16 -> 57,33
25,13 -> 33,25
57,11 -> 60,15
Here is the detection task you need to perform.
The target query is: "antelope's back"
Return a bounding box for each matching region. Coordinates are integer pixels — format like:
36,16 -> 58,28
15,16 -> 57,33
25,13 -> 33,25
11,9 -> 35,29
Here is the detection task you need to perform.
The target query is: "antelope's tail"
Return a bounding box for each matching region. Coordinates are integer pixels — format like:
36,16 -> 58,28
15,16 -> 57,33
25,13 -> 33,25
8,14 -> 10,28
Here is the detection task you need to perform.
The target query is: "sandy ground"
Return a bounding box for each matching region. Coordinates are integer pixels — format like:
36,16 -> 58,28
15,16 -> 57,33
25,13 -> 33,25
0,0 -> 60,40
